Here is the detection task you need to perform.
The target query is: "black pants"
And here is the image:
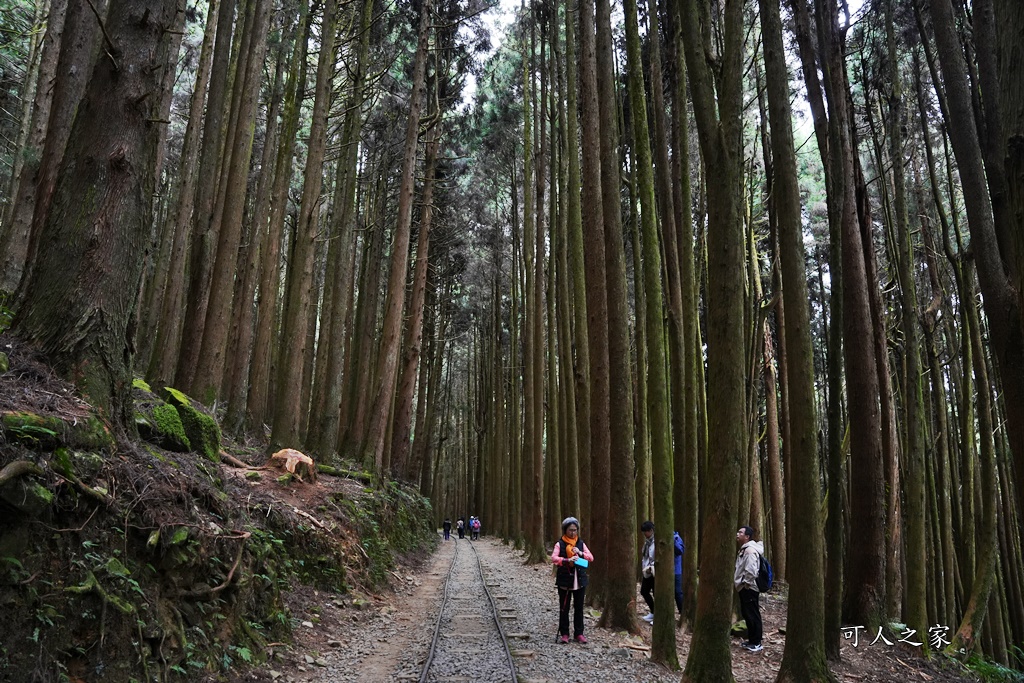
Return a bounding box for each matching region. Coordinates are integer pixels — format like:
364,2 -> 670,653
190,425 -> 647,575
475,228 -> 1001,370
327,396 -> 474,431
739,588 -> 762,645
675,574 -> 683,614
640,575 -> 655,612
558,586 -> 586,637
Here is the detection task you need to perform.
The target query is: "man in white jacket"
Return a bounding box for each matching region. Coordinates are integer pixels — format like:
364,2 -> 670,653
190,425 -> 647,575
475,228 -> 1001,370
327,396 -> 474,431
734,526 -> 764,652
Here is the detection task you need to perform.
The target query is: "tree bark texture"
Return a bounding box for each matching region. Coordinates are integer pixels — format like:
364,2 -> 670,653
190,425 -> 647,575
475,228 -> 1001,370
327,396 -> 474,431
14,0 -> 183,424
679,0 -> 746,678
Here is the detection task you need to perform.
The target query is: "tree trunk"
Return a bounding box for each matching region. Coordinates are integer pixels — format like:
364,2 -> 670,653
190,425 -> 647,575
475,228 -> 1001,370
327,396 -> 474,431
818,0 -> 887,631
14,0 -> 182,424
667,0 -> 700,626
359,0 -> 432,472
563,0 -> 587,531
759,0 -> 830,679
174,0 -> 237,391
679,0 -> 746,678
391,122 -> 440,480
267,0 -> 340,451
146,0 -> 220,385
245,4 -> 311,433
595,0 -> 637,628
221,38 -> 287,434
193,0 -> 273,405
931,0 -> 1024,535
886,0 -> 927,643
623,0 -> 674,660
577,0 -> 608,579
0,0 -> 68,294
12,0 -> 108,311
948,263 -> 1000,655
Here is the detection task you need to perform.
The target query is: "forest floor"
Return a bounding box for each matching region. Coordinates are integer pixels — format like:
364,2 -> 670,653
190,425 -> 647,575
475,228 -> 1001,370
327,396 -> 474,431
236,538 -> 987,683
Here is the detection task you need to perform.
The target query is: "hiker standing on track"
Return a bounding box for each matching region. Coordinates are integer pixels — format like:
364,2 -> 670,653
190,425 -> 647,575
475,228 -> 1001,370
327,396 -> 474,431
551,516 -> 594,644
639,520 -> 656,623
735,525 -> 764,652
442,518 -> 451,541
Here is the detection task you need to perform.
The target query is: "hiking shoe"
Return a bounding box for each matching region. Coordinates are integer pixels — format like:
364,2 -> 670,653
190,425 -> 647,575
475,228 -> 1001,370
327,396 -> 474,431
575,635 -> 588,644
642,613 -> 655,623
559,634 -> 570,644
743,643 -> 763,653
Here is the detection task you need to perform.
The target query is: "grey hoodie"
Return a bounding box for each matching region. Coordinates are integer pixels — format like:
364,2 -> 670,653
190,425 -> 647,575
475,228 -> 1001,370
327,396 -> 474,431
734,540 -> 764,592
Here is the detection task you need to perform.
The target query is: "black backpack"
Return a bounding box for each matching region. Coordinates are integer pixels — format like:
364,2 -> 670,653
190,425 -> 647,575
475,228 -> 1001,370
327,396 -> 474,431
756,554 -> 773,592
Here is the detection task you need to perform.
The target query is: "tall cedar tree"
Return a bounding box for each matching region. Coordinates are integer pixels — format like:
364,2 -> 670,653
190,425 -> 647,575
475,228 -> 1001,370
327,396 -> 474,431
577,0 -> 609,575
14,0 -> 182,423
270,0 -> 341,452
758,0 -> 832,678
360,0 -> 434,473
678,0 -> 747,679
930,0 -> 1024,537
622,0 -> 676,663
563,0 -> 588,532
0,0 -> 67,294
595,0 -> 638,628
192,0 -> 273,405
818,0 -> 888,631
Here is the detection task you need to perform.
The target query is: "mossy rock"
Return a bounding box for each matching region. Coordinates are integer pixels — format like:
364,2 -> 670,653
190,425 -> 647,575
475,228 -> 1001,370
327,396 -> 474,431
0,478 -> 54,517
157,387 -> 221,462
135,403 -> 191,452
1,411 -> 114,452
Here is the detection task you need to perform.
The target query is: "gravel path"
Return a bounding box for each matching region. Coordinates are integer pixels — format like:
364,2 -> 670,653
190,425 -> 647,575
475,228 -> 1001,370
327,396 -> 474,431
270,537 -> 680,683
251,537 -> 978,683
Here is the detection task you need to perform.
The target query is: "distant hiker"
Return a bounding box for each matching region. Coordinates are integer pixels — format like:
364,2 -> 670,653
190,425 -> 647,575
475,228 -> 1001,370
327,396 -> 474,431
674,531 -> 685,618
552,516 -> 594,644
443,518 -> 452,541
639,520 -> 656,623
735,525 -> 764,652
471,516 -> 481,540
457,517 -> 465,539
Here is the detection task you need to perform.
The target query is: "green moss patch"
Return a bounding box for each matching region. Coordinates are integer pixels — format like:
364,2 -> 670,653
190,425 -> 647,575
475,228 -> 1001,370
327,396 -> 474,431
160,387 -> 221,462
136,402 -> 192,452
1,411 -> 113,452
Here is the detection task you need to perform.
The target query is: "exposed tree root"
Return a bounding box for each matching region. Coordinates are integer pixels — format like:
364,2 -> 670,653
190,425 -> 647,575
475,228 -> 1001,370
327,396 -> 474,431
0,460 -> 43,487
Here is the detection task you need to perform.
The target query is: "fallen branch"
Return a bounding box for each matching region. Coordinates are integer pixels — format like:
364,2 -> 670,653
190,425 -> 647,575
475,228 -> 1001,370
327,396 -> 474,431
621,643 -> 651,652
0,460 -> 43,487
291,506 -> 329,530
220,452 -> 249,468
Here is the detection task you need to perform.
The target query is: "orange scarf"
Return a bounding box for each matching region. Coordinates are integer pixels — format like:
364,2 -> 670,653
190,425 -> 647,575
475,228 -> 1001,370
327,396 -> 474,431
562,534 -> 578,561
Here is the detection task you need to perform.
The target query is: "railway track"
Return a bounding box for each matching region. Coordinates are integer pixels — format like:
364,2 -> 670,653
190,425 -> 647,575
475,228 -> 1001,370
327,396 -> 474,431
418,540 -> 517,683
